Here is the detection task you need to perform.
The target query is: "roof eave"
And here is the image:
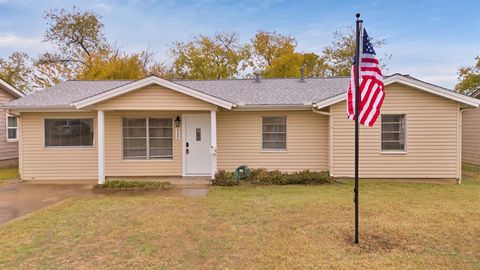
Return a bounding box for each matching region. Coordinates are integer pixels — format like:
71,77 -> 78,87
72,76 -> 234,110
384,75 -> 480,107
1,105 -> 81,112
0,78 -> 25,98
315,74 -> 480,109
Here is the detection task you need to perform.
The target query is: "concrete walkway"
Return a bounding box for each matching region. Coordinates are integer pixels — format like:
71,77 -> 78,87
0,179 -> 210,225
0,180 -> 93,224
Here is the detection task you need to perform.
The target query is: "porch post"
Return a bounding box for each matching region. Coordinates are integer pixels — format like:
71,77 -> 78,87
210,110 -> 217,179
97,110 -> 105,184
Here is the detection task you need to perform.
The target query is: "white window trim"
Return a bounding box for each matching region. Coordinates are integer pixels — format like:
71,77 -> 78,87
122,117 -> 174,160
261,115 -> 288,152
380,114 -> 407,154
43,117 -> 95,148
6,114 -> 18,142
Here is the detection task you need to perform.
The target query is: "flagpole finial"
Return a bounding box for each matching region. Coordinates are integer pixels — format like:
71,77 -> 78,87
356,13 -> 361,19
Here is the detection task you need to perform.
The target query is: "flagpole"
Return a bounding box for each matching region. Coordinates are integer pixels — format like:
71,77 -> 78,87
354,13 -> 362,244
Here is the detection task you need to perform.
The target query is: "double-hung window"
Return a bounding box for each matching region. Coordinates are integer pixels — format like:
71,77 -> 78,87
6,115 -> 18,141
381,114 -> 406,151
262,116 -> 287,150
44,119 -> 94,147
123,118 -> 173,159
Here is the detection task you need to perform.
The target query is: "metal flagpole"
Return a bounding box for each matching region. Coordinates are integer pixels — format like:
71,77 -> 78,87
354,13 -> 363,244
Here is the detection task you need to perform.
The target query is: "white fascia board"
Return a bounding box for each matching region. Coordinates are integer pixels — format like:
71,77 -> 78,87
384,75 -> 480,107
0,78 -> 25,98
3,106 -> 85,113
73,76 -> 234,109
314,75 -> 480,109
314,94 -> 345,109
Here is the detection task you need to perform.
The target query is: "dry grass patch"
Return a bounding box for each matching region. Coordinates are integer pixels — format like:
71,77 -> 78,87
0,166 -> 479,269
0,166 -> 19,181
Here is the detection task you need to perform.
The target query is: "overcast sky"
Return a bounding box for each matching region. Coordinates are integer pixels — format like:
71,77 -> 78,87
0,0 -> 479,88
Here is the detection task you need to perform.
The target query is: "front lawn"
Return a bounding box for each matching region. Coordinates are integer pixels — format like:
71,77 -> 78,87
0,166 -> 19,181
0,166 -> 479,269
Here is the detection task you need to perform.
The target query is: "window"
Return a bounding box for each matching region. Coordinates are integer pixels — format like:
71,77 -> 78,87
6,115 -> 18,141
45,119 -> 94,147
123,118 -> 173,159
196,128 -> 201,141
381,114 -> 406,151
262,116 -> 287,150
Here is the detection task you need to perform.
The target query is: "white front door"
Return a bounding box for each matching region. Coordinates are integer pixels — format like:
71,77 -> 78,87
184,114 -> 211,175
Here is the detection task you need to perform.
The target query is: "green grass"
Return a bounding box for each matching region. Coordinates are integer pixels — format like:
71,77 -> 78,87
0,166 -> 479,269
0,166 -> 19,180
94,180 -> 171,190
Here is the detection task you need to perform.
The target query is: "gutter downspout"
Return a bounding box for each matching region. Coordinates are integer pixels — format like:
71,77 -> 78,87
458,107 -> 476,184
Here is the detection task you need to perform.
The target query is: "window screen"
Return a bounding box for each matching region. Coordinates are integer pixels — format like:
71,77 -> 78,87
44,119 -> 94,147
381,114 -> 406,151
262,116 -> 287,150
123,118 -> 173,159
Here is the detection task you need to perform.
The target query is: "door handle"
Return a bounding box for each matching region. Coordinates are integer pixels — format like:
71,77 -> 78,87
186,142 -> 189,147
186,149 -> 189,154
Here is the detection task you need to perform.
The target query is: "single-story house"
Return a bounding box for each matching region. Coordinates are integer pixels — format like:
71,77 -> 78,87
0,78 -> 25,167
462,89 -> 480,165
2,74 -> 479,183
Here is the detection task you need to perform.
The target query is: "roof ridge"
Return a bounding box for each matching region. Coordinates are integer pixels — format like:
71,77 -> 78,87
173,76 -> 350,82
66,79 -> 135,82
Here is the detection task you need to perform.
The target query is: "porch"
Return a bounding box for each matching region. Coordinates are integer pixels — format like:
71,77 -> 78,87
96,110 -> 218,184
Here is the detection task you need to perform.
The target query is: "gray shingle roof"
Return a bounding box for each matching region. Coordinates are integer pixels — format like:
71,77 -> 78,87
5,80 -> 132,108
176,77 -> 348,105
4,77 -> 349,108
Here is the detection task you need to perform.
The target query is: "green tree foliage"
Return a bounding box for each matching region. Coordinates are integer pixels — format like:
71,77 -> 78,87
455,56 -> 480,95
0,52 -> 33,93
301,53 -> 328,77
34,7 -> 108,87
249,30 -> 327,78
149,62 -> 175,80
321,27 -> 389,76
0,6 -> 394,90
171,32 -> 250,79
77,48 -> 153,80
250,30 -> 297,72
34,7 -> 155,87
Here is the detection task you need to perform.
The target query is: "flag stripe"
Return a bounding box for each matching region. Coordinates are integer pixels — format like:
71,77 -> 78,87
346,28 -> 385,127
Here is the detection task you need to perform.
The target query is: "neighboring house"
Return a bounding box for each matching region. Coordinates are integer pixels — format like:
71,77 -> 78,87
0,79 -> 25,167
2,74 -> 479,183
462,89 -> 480,165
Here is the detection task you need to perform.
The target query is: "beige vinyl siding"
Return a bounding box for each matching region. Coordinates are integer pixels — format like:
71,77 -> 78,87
93,85 -> 217,111
217,110 -> 328,172
0,90 -> 19,161
462,107 -> 480,165
20,112 -> 98,180
330,83 -> 460,179
104,111 -> 182,177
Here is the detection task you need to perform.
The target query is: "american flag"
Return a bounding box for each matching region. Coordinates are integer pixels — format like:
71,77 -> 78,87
346,27 -> 385,127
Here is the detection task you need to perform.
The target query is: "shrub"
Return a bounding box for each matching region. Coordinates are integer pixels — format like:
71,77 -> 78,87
212,168 -> 332,186
211,170 -> 238,186
250,168 -> 285,185
286,170 -> 331,185
94,180 -> 171,190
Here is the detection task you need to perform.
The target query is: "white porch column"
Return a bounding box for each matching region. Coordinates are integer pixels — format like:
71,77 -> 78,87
97,110 -> 105,184
210,110 -> 217,179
